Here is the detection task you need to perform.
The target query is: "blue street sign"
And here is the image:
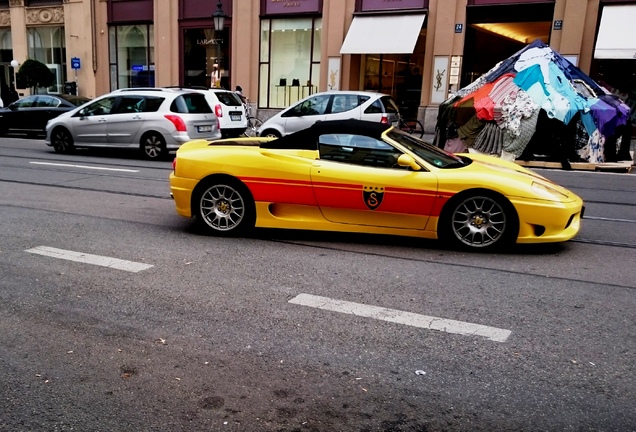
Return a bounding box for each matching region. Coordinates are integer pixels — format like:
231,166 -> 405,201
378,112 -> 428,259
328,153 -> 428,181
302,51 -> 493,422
71,57 -> 81,69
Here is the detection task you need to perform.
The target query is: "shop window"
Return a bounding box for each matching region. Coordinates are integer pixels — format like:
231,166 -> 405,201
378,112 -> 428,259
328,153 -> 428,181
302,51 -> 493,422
259,17 -> 322,109
183,27 -> 229,89
27,26 -> 66,94
109,24 -> 154,90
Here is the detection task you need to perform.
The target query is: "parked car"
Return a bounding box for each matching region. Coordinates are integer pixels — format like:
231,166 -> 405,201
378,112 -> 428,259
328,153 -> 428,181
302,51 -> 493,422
170,119 -> 584,251
257,91 -> 400,138
45,88 -> 218,160
198,88 -> 247,138
0,94 -> 90,137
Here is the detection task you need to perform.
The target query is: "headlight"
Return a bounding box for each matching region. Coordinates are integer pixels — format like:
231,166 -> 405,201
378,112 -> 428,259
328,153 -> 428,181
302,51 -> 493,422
531,181 -> 569,200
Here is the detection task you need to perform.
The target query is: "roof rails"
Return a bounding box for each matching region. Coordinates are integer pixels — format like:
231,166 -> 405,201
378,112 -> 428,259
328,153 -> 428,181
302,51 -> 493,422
112,87 -> 174,92
164,85 -> 210,90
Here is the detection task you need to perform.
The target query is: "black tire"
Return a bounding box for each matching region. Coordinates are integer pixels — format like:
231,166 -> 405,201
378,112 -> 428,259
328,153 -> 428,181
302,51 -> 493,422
141,132 -> 167,160
51,127 -> 75,154
400,119 -> 424,138
260,129 -> 281,139
193,178 -> 256,236
438,191 -> 518,251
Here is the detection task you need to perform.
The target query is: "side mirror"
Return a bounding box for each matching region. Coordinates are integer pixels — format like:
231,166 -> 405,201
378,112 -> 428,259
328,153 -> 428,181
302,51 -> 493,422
397,154 -> 421,171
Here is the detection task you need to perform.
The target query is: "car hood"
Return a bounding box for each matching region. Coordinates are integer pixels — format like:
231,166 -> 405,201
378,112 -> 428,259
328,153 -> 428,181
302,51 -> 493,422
444,152 -> 579,203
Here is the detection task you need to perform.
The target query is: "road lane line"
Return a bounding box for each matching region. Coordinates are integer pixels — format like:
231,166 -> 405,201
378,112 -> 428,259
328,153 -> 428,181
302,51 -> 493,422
289,293 -> 511,342
25,246 -> 153,273
30,162 -> 139,173
583,216 -> 636,224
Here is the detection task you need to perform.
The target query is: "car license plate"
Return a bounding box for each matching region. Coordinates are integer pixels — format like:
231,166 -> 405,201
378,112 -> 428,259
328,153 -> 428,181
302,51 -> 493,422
197,125 -> 212,133
230,115 -> 242,121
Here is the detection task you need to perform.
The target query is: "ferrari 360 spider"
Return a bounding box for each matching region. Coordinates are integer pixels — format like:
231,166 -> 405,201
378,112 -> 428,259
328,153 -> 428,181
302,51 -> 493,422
169,120 -> 584,250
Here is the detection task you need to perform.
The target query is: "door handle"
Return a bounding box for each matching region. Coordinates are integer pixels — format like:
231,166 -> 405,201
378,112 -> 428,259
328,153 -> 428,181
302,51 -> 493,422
98,118 -> 107,123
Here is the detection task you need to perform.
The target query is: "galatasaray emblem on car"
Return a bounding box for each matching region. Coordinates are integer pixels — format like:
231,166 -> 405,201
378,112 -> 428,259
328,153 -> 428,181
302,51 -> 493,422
363,186 -> 384,210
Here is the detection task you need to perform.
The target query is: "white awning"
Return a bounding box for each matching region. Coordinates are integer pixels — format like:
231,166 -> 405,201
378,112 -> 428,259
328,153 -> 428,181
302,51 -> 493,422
340,14 -> 426,55
594,5 -> 636,59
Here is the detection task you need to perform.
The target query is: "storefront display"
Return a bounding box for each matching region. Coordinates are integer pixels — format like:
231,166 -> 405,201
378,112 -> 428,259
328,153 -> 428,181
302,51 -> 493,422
259,1 -> 322,109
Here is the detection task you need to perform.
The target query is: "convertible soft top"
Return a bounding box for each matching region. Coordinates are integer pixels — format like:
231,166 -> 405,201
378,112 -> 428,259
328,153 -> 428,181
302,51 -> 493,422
260,119 -> 392,151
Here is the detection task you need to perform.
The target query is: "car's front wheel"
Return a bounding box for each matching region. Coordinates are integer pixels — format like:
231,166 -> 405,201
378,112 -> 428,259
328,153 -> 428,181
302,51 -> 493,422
141,132 -> 167,160
194,178 -> 256,236
51,127 -> 75,154
439,191 -> 518,251
260,129 -> 281,139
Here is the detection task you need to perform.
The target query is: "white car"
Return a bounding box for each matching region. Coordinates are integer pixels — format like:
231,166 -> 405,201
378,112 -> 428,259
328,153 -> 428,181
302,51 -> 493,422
257,91 -> 400,138
192,88 -> 247,138
45,88 -> 218,160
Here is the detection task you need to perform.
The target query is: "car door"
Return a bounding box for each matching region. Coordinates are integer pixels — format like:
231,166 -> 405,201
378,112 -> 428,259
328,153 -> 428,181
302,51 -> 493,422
281,94 -> 330,135
325,93 -> 363,121
2,96 -> 38,131
68,96 -> 117,144
107,95 -> 146,145
32,95 -> 63,131
310,133 -> 438,230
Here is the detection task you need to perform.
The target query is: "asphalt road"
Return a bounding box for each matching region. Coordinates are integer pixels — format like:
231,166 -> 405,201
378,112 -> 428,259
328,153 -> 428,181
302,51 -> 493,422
0,135 -> 634,431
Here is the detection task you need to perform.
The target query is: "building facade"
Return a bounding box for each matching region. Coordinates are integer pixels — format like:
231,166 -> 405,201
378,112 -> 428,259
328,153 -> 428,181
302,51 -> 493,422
2,0 -> 634,132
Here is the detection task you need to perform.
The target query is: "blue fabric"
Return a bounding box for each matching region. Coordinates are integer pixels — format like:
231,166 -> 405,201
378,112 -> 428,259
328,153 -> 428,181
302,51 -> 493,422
547,62 -> 587,125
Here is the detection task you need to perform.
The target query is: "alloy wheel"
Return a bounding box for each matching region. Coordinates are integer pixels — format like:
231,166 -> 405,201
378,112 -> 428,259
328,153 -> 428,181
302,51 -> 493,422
143,133 -> 165,159
451,195 -> 507,248
52,129 -> 73,153
199,184 -> 246,232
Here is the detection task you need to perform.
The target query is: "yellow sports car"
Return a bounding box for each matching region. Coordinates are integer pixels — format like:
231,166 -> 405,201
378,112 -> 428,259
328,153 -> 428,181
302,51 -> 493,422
169,119 -> 584,250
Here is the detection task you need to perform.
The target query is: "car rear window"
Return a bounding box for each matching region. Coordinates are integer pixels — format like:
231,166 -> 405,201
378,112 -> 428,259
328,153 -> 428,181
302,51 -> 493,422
380,96 -> 399,114
171,93 -> 213,114
364,99 -> 383,114
214,91 -> 243,106
363,96 -> 399,114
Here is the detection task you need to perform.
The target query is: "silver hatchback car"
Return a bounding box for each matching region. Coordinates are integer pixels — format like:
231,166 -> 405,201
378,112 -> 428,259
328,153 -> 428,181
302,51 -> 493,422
45,88 -> 219,160
257,91 -> 400,138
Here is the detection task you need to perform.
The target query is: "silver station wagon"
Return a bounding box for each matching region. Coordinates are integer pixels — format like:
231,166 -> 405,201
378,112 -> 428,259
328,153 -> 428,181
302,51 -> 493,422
45,88 -> 218,160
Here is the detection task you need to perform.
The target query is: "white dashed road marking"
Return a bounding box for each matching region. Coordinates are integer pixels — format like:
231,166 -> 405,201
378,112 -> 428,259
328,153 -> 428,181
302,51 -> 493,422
30,162 -> 139,173
289,293 -> 511,342
25,246 -> 153,273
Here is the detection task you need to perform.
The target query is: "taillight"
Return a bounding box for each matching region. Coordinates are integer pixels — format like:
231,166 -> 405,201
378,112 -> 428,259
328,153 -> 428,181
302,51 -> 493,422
214,104 -> 223,117
380,114 -> 389,124
164,115 -> 187,132
172,158 -> 177,172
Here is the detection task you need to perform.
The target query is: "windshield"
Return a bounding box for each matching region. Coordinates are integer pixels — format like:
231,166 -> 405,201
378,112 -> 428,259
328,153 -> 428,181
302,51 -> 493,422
386,128 -> 469,169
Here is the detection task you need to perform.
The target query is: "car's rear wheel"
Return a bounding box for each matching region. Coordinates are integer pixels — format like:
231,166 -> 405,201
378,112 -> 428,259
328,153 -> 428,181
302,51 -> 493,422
51,127 -> 75,154
261,129 -> 281,139
194,178 -> 256,236
141,132 -> 166,160
439,191 -> 518,251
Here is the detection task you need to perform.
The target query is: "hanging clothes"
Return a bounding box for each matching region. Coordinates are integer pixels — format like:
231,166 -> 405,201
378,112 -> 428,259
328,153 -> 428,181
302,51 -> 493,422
473,122 -> 504,155
488,74 -> 519,125
502,108 -> 540,158
457,115 -> 486,148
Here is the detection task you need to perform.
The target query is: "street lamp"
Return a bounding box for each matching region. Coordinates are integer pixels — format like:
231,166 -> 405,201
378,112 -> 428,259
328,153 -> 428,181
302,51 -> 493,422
10,59 -> 19,91
212,1 -> 226,88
